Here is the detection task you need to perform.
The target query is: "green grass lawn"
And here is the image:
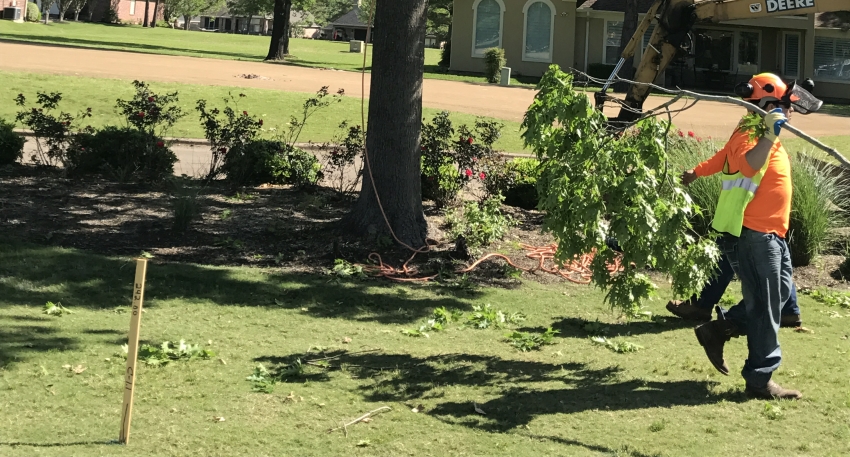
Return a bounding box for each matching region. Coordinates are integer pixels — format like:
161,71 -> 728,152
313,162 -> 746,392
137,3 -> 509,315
1,241 -> 849,456
0,21 -> 538,86
0,71 -> 528,152
783,135 -> 850,166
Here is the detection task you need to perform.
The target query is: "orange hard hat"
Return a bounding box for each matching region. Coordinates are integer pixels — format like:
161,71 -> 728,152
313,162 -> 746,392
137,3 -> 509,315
734,72 -> 798,107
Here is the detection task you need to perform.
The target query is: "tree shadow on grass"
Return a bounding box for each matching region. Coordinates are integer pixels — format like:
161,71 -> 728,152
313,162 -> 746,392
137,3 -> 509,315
517,315 -> 698,340
0,321 -> 78,366
255,350 -> 744,433
0,36 -> 263,61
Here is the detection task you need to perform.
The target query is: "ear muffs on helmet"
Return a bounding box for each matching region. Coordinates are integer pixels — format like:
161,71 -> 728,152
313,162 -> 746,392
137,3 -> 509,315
734,82 -> 754,99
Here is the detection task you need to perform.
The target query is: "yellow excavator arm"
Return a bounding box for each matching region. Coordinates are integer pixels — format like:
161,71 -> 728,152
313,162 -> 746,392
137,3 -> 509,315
599,0 -> 850,122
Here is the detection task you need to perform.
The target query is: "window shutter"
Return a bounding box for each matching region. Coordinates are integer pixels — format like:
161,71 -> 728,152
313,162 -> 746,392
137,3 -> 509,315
475,0 -> 502,54
525,2 -> 552,61
814,36 -> 850,81
783,33 -> 800,78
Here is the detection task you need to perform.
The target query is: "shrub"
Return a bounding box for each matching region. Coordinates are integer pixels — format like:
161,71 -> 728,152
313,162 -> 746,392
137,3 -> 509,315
445,195 -> 515,251
197,93 -> 264,180
116,80 -> 185,137
14,92 -> 93,167
319,121 -> 364,194
25,2 -> 40,21
168,178 -> 203,233
220,140 -> 321,187
787,154 -> 849,267
0,119 -> 25,166
420,111 -> 503,207
483,47 -> 506,83
439,40 -> 451,67
481,157 -> 541,209
66,127 -> 177,181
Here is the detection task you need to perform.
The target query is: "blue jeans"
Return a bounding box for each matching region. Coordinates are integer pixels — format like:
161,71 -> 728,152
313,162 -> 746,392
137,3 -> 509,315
721,228 -> 793,386
692,234 -> 799,317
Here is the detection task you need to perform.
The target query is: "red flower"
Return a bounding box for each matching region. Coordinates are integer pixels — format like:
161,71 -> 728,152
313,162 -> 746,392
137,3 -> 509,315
80,147 -> 85,151
243,111 -> 248,116
420,146 -> 425,151
479,172 -> 486,180
688,131 -> 695,138
156,141 -> 164,148
148,96 -> 155,102
138,111 -> 145,118
464,169 -> 473,177
697,137 -> 702,142
472,157 -> 478,162
467,137 -> 474,145
258,120 -> 263,126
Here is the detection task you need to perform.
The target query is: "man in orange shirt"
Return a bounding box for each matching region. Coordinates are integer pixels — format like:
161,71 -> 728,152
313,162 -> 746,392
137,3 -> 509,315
680,73 -> 822,400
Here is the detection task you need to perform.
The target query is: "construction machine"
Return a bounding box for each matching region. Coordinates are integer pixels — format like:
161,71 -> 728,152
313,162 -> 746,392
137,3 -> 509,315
595,0 -> 850,123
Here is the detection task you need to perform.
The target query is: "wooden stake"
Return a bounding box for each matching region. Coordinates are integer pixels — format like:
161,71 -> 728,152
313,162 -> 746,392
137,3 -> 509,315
119,258 -> 148,445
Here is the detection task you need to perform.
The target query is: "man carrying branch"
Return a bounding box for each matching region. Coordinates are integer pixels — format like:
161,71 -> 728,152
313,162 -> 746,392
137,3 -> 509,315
680,73 -> 822,400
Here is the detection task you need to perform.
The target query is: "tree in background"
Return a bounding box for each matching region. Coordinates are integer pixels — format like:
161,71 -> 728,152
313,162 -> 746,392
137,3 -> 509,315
171,0 -> 223,30
265,0 -> 313,60
143,0 -> 151,26
71,0 -> 88,21
151,0 -> 161,26
227,0 -> 271,33
56,0 -> 74,20
306,0 -> 351,26
427,0 -> 451,42
347,0 -> 430,247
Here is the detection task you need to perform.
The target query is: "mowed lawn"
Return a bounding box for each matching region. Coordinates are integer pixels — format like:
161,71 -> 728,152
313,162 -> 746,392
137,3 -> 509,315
0,21 -> 537,86
0,71 -> 528,152
1,241 -> 849,456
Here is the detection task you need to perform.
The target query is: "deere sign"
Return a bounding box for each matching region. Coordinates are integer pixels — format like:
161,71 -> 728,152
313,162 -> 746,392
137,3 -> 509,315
765,0 -> 815,13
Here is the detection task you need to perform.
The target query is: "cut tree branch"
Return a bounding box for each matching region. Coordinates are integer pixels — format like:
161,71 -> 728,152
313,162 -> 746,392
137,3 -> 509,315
327,406 -> 392,434
576,70 -> 850,168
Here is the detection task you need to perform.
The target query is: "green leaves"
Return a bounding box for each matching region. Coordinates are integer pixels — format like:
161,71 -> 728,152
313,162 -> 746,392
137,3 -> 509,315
43,301 -> 72,316
445,195 -> 516,251
120,340 -> 215,367
505,327 -> 559,352
464,304 -> 525,329
521,65 -> 719,316
590,336 -> 643,353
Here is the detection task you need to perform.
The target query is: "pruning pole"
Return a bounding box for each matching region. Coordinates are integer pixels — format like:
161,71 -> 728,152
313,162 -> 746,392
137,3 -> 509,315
119,258 -> 148,445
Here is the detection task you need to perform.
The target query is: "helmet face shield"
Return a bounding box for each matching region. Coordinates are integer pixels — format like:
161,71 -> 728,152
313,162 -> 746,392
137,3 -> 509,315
785,82 -> 823,115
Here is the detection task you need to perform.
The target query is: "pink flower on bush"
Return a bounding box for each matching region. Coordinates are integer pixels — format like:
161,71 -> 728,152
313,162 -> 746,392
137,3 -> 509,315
156,141 -> 164,148
148,96 -> 155,102
479,172 -> 486,180
697,137 -> 703,142
467,137 -> 474,145
137,111 -> 145,118
464,169 -> 473,177
258,120 -> 263,126
472,157 -> 478,162
688,131 -> 695,138
243,111 -> 248,116
677,130 -> 684,137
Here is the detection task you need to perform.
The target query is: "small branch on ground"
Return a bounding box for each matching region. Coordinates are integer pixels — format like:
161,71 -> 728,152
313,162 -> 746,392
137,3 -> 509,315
328,406 -> 392,435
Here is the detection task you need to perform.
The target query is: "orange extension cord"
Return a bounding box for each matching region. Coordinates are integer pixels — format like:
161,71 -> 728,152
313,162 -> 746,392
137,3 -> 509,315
355,6 -> 621,285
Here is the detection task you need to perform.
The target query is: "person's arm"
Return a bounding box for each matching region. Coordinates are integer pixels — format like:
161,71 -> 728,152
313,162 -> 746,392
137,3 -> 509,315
744,109 -> 788,171
681,141 -> 731,185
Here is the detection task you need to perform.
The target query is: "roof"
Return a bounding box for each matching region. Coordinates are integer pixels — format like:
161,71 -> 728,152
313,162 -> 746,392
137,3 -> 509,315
331,7 -> 367,28
577,0 -> 655,13
816,12 -> 850,29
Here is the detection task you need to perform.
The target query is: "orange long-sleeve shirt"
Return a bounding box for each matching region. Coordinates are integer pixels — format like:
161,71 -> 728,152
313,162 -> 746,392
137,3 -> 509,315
693,129 -> 792,237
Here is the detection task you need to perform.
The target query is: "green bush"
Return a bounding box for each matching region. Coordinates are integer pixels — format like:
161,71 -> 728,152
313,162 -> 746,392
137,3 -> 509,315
665,131 -> 722,236
221,140 -> 322,187
787,154 -> 849,267
25,2 -> 40,22
439,40 -> 451,67
483,48 -> 506,84
445,195 -> 515,251
482,157 -> 541,209
0,119 -> 25,166
66,127 -> 177,182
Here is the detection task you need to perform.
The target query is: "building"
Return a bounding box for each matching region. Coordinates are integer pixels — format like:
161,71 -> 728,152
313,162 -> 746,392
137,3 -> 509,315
328,6 -> 371,42
450,0 -> 850,100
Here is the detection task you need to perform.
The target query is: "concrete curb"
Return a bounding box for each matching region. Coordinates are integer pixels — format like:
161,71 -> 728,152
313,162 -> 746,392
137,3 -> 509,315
12,129 -> 532,158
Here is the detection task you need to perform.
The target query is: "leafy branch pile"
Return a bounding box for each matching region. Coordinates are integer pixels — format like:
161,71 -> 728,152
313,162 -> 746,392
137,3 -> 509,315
119,340 -> 215,367
520,66 -> 720,316
43,301 -> 72,316
801,288 -> 850,309
505,328 -> 559,352
400,305 -> 526,338
246,360 -> 306,393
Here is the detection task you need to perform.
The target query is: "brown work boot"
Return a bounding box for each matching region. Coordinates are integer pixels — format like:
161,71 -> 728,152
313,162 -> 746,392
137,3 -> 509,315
745,380 -> 803,400
780,314 -> 802,328
694,319 -> 741,375
666,299 -> 712,322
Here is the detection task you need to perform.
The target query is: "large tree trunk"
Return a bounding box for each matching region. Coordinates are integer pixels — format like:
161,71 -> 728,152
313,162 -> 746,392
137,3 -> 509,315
615,0 -> 639,92
346,0 -> 428,247
142,0 -> 150,27
151,0 -> 159,27
265,0 -> 292,60
183,15 -> 190,30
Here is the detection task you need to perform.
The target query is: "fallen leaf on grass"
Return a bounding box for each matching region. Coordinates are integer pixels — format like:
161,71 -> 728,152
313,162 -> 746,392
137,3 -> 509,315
213,416 -> 225,422
72,365 -> 86,374
794,326 -> 814,334
473,403 -> 486,415
356,440 -> 370,447
342,336 -> 352,344
219,358 -> 227,365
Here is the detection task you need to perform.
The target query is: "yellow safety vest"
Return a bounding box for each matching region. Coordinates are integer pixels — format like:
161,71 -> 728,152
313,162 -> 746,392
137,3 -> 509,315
711,153 -> 770,237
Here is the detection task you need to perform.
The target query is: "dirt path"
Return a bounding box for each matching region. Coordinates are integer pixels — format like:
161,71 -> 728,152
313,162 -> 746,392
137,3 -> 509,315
1,41 -> 848,140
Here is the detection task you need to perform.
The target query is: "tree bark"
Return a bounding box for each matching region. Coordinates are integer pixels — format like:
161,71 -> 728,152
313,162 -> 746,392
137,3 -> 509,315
151,0 -> 159,27
142,0 -> 150,27
183,15 -> 190,30
345,0 -> 428,247
264,0 -> 292,60
615,0 -> 639,92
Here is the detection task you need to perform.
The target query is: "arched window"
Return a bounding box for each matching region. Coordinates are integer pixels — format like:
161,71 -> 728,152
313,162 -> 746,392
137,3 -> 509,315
523,0 -> 555,62
472,0 -> 506,57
